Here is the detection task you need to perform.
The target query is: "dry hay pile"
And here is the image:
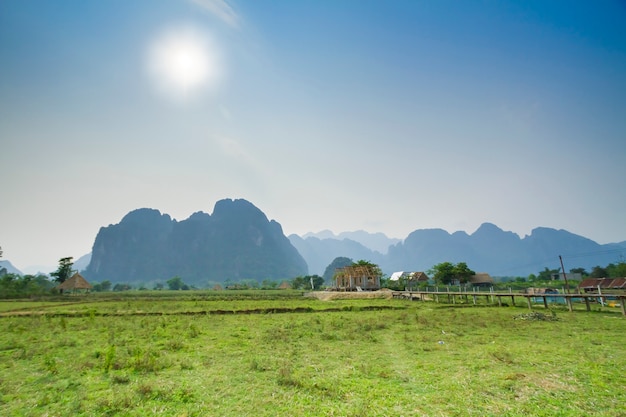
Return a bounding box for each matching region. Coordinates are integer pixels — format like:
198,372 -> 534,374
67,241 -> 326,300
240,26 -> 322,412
305,289 -> 393,301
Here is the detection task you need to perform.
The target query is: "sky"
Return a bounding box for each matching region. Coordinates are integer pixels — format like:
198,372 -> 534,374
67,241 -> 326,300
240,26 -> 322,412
1,0 -> 625,273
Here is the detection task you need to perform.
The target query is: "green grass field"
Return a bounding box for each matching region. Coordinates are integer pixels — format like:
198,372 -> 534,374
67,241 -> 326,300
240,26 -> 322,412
0,292 -> 624,416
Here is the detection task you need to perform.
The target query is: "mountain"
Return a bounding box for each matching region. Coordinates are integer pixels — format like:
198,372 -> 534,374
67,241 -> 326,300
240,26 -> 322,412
288,235 -> 383,276
303,230 -> 400,254
73,253 -> 92,272
383,223 -> 626,276
295,223 -> 626,278
84,199 -> 307,286
0,260 -> 23,275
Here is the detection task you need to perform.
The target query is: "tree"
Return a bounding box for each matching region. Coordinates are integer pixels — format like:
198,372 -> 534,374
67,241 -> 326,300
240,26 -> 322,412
453,262 -> 475,283
167,276 -> 185,290
113,283 -> 132,291
291,275 -> 325,290
589,265 -> 607,278
310,275 -> 325,290
537,267 -> 559,281
606,262 -> 626,278
51,257 -> 74,283
92,280 -> 112,292
0,273 -> 54,298
428,262 -> 476,285
428,262 -> 455,285
570,267 -> 587,277
261,279 -> 278,289
291,276 -> 308,290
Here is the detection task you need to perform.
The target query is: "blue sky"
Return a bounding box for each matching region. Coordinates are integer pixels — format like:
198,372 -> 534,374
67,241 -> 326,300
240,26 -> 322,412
1,0 -> 625,272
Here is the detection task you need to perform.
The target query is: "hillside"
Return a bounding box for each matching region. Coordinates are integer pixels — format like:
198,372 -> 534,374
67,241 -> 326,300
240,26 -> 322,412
295,223 -> 626,277
83,199 -> 307,286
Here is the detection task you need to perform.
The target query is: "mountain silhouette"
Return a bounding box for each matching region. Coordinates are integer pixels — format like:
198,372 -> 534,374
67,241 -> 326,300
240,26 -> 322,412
84,199 -> 307,286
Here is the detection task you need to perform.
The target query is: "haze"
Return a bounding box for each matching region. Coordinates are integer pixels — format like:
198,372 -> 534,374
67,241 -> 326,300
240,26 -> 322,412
1,0 -> 625,273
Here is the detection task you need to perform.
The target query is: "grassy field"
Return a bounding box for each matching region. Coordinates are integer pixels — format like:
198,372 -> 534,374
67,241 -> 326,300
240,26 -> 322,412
0,292 -> 624,416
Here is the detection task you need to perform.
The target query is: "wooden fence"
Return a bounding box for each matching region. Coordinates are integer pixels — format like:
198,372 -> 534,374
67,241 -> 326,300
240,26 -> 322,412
392,289 -> 626,316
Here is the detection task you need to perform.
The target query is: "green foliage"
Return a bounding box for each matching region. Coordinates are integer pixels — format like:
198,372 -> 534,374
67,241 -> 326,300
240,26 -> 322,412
291,275 -> 324,290
536,266 -> 560,281
0,294 -> 624,416
113,283 -> 132,291
261,279 -> 278,289
429,261 -> 476,284
166,276 -> 186,290
0,273 -> 55,298
92,280 -> 112,292
50,257 -> 74,283
605,262 -> 626,278
589,265 -> 608,278
103,344 -> 116,373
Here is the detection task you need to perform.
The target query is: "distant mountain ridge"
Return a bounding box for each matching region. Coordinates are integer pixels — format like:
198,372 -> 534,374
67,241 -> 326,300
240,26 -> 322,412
302,230 -> 400,254
293,223 -> 626,277
83,199 -> 307,286
7,201 -> 624,282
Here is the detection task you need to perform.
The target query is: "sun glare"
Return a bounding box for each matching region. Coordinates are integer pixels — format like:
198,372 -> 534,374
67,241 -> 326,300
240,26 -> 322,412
147,25 -> 221,101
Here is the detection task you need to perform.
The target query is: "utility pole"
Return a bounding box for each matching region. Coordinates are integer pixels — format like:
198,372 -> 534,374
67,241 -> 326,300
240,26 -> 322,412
559,255 -> 570,294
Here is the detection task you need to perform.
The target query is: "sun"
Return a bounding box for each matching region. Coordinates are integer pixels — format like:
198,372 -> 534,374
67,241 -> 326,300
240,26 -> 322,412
147,25 -> 221,101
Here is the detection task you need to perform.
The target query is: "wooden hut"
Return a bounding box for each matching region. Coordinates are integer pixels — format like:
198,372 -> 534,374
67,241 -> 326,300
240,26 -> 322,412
334,264 -> 381,291
278,281 -> 292,290
56,272 -> 93,294
578,278 -> 626,293
469,273 -> 494,287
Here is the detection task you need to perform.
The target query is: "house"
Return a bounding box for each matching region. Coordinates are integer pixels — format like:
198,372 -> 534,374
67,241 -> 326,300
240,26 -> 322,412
550,272 -> 583,281
334,264 -> 381,291
469,273 -> 494,287
56,272 -> 93,294
578,278 -> 626,293
389,271 -> 429,290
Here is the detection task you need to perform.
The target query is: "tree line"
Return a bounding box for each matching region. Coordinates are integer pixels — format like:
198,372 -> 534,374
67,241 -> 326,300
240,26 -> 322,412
1,250 -> 625,298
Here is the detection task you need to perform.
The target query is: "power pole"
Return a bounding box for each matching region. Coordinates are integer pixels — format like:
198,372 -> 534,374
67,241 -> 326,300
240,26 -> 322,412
559,255 -> 570,294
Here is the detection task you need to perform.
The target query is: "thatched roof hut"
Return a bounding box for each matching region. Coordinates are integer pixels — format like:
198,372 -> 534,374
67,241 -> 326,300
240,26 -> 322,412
56,272 -> 92,293
278,281 -> 292,289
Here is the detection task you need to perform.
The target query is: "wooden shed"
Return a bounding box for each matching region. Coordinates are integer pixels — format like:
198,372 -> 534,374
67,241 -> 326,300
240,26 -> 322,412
578,278 -> 626,293
469,273 -> 494,287
56,272 -> 93,294
334,264 -> 381,291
